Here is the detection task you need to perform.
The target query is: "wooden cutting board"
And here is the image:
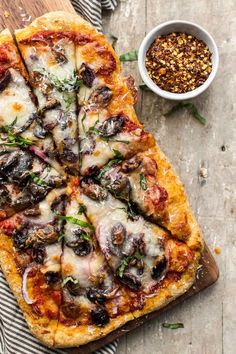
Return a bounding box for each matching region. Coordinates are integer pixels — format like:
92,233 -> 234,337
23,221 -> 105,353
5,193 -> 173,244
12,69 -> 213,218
0,1 -> 219,353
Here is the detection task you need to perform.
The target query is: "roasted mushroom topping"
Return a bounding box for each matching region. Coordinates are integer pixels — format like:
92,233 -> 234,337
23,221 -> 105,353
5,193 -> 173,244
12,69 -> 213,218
10,153 -> 33,183
105,173 -> 131,200
65,278 -> 81,296
33,124 -> 48,139
26,224 -> 58,246
45,271 -> 61,285
121,156 -> 142,173
0,70 -> 11,93
87,287 -> 106,305
51,45 -> 68,65
98,115 -> 125,137
80,63 -> 95,88
88,86 -> 113,108
70,240 -> 91,257
13,224 -> 29,250
112,222 -> 126,246
81,178 -> 108,201
14,113 -> 37,134
23,206 -> 41,217
91,307 -> 110,327
118,272 -> 141,291
61,302 -> 80,319
152,256 -> 167,280
0,185 -> 11,207
32,245 -> 46,264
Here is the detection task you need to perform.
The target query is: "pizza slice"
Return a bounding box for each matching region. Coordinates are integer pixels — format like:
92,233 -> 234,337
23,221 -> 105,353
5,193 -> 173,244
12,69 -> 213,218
15,15 -> 80,173
79,178 -> 201,320
0,146 -> 65,220
0,188 -> 67,346
54,178 -> 136,347
96,146 -> 203,248
72,12 -> 154,175
0,29 -> 63,172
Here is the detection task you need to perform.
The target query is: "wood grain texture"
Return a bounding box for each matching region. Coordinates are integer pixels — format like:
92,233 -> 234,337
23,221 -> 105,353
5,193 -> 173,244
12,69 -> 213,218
103,1 -> 235,354
0,0 -> 75,31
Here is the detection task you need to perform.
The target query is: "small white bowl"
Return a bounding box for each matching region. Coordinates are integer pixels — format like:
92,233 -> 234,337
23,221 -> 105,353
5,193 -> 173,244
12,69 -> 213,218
138,20 -> 219,100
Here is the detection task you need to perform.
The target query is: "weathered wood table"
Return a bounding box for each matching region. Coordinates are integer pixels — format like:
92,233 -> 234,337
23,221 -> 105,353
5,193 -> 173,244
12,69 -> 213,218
103,1 -> 235,354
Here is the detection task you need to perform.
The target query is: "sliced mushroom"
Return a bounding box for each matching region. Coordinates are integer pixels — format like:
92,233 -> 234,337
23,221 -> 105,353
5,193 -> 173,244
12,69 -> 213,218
51,44 -> 68,65
14,113 -> 37,134
121,156 -> 142,173
45,271 -> 61,285
117,272 -> 141,291
81,178 -> 108,201
0,185 -> 11,207
65,278 -> 81,296
151,255 -> 167,280
32,245 -> 46,264
98,115 -> 125,137
80,63 -> 95,88
26,224 -> 58,246
61,301 -> 80,319
105,173 -> 131,200
0,70 -> 11,93
88,86 -> 113,108
81,133 -> 96,155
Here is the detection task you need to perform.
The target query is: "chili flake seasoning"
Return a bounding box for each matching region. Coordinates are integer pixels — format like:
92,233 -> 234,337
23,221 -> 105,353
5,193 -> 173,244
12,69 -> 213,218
145,32 -> 212,93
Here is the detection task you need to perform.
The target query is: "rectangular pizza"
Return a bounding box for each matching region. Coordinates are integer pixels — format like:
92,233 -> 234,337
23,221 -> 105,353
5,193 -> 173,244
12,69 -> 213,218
0,12 -> 204,348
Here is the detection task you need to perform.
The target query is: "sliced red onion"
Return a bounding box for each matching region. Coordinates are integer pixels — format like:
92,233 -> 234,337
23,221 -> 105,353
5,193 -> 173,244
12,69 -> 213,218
22,263 -> 38,305
29,145 -> 47,161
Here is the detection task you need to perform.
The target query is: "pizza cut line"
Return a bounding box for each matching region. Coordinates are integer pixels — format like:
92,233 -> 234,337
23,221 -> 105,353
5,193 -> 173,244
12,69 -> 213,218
0,11 -> 204,348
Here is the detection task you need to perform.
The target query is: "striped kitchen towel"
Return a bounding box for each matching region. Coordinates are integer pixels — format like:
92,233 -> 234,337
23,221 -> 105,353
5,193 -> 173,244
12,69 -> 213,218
0,3 -> 119,354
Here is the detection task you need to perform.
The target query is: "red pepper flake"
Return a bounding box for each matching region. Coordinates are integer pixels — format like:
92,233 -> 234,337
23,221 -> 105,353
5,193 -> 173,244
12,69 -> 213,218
145,32 -> 212,93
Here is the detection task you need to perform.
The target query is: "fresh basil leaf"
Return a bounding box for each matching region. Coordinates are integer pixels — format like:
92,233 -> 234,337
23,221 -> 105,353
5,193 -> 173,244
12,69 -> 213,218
112,149 -> 123,159
164,102 -> 206,125
62,276 -> 78,287
120,50 -> 138,62
97,159 -> 121,180
30,172 -> 48,186
117,256 -> 132,278
57,215 -> 95,231
78,203 -> 86,214
162,323 -> 184,329
140,172 -> 147,190
134,250 -> 144,261
58,234 -> 65,241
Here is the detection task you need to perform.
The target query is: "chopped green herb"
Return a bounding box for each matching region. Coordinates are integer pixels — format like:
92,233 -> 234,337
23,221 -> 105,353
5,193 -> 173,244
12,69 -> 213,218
58,234 -> 65,241
62,276 -> 78,287
80,233 -> 90,241
164,102 -> 206,125
0,150 -> 11,156
120,50 -> 138,62
81,113 -> 87,133
57,215 -> 95,231
162,323 -> 184,329
117,256 -> 132,278
140,172 -> 147,190
63,93 -> 76,111
112,149 -> 123,159
97,159 -> 122,180
78,203 -> 86,214
0,119 -> 33,148
104,137 -> 130,144
127,201 -> 137,220
87,119 -> 100,135
134,250 -> 144,261
30,172 -> 48,186
34,68 -> 83,92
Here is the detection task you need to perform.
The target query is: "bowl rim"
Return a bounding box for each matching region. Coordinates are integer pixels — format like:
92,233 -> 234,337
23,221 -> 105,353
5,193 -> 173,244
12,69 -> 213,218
138,20 -> 219,100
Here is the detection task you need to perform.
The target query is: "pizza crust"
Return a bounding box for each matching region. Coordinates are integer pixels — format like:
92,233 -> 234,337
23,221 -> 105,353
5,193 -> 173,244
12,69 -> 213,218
54,312 -> 133,348
0,234 -> 58,347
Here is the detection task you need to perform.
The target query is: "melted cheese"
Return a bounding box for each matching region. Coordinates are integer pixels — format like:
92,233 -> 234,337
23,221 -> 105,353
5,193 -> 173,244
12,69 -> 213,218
0,68 -> 36,128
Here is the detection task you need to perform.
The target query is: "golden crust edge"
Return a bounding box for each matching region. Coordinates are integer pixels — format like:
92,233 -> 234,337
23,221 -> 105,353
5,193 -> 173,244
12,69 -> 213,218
54,313 -> 133,348
146,144 -> 204,252
0,233 -> 58,348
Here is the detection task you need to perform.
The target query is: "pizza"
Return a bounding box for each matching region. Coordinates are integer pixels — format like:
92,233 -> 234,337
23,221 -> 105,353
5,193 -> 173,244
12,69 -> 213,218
0,11 -> 204,349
